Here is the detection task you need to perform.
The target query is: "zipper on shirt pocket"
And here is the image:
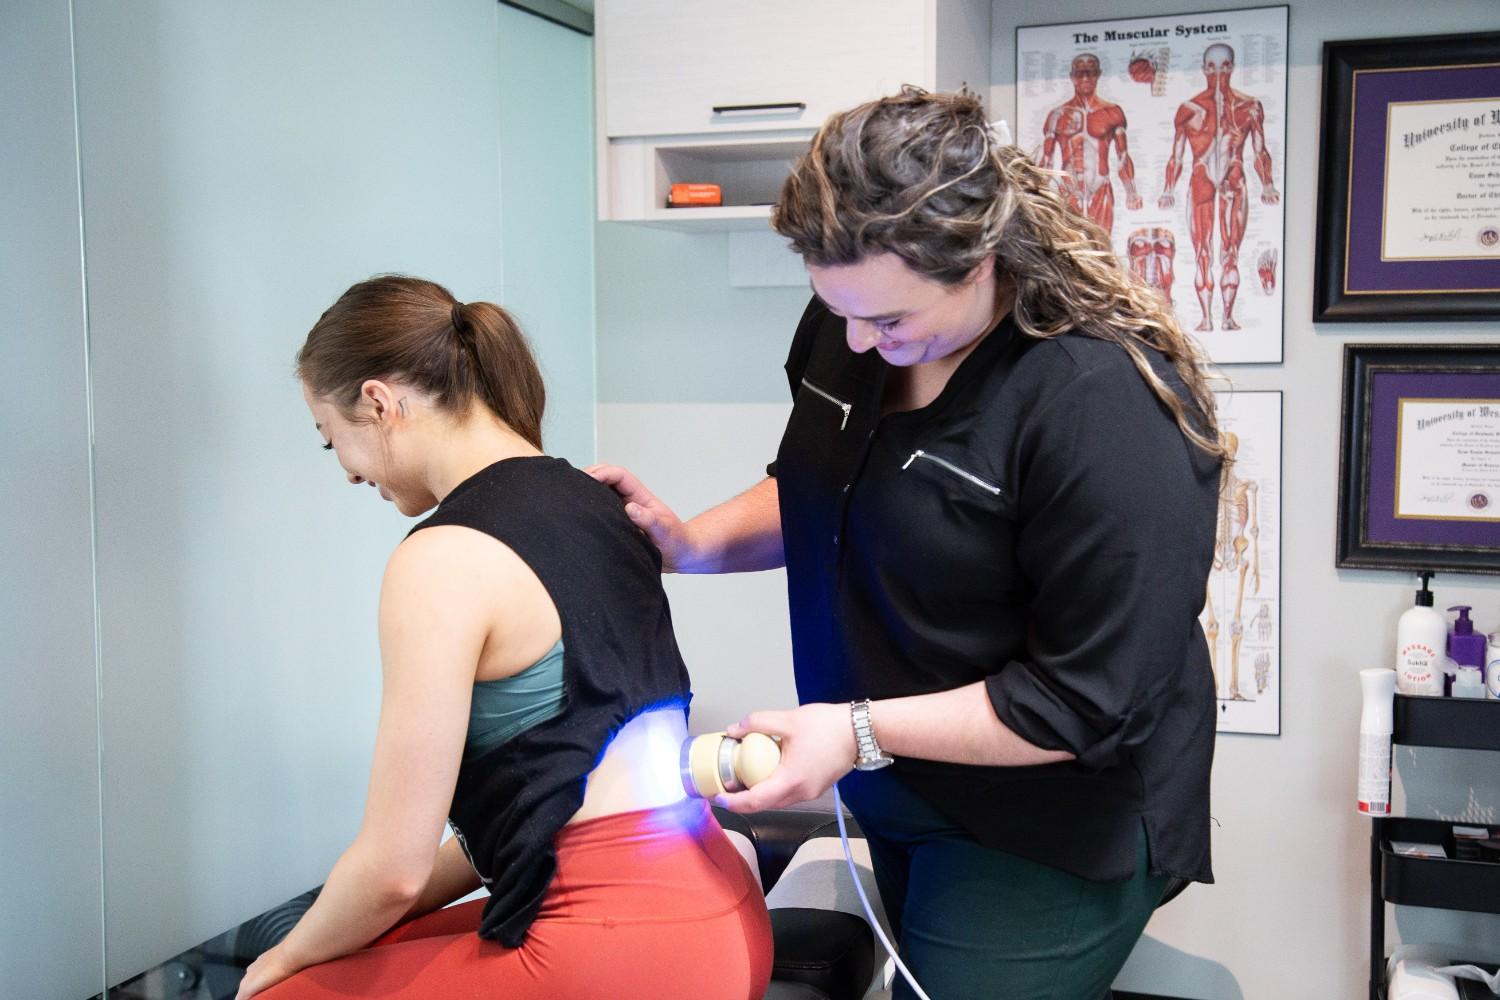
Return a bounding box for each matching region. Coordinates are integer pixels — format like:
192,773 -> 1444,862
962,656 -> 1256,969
901,449 -> 1003,496
799,377 -> 852,430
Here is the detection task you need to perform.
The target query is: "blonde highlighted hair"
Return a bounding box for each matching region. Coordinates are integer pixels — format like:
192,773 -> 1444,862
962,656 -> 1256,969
772,86 -> 1227,463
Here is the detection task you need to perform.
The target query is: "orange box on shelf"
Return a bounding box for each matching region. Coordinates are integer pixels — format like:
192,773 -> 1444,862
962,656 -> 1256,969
666,183 -> 722,208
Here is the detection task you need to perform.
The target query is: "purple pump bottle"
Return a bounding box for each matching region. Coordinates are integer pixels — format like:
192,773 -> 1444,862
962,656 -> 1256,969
1448,606 -> 1486,697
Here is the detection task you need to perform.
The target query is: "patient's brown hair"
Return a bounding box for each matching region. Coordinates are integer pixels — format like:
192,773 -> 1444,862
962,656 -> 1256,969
297,275 -> 545,448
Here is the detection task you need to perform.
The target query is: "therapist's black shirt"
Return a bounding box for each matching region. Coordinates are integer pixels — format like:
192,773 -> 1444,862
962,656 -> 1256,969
771,297 -> 1219,884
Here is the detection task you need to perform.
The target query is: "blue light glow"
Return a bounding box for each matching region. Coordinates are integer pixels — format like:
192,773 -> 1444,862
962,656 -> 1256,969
586,700 -> 693,819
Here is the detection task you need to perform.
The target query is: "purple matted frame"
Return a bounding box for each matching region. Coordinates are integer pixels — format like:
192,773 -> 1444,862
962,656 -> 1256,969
1314,32 -> 1500,322
1338,343 -> 1500,574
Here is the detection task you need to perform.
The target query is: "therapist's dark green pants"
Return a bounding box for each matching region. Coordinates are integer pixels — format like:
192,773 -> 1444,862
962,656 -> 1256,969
837,769 -> 1169,1000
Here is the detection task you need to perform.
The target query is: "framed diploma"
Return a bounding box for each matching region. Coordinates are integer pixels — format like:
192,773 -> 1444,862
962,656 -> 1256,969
1314,32 -> 1500,322
1338,344 -> 1500,574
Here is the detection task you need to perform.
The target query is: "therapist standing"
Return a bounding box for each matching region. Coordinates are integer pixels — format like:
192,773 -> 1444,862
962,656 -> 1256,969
590,86 -> 1223,1000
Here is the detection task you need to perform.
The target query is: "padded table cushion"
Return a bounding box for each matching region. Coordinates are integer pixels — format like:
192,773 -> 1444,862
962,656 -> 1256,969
769,907 -> 875,1000
760,982 -> 832,1000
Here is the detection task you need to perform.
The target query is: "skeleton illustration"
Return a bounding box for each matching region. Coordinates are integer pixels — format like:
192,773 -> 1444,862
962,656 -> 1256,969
1202,432 -> 1260,700
1254,651 -> 1271,695
1127,227 -> 1176,303
1251,602 -> 1273,642
1158,44 -> 1280,332
1037,53 -> 1143,236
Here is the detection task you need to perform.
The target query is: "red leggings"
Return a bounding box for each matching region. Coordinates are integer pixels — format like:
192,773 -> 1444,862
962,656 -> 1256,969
261,799 -> 772,1000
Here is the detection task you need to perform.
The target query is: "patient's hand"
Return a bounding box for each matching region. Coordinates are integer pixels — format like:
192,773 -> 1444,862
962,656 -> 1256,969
235,945 -> 299,1000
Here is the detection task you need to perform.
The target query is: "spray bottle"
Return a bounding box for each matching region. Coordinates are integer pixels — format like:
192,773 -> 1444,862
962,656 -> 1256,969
1396,572 -> 1445,696
1358,669 -> 1396,816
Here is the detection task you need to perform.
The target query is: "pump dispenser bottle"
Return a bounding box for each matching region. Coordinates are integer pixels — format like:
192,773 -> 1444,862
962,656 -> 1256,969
1447,606 -> 1485,667
1396,572 -> 1446,696
1446,606 -> 1485,698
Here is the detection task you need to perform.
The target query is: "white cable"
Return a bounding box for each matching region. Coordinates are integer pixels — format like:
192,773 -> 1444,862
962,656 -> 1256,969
832,784 -> 931,1000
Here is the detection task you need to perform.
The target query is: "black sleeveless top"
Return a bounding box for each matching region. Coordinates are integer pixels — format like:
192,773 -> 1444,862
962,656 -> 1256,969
408,457 -> 692,946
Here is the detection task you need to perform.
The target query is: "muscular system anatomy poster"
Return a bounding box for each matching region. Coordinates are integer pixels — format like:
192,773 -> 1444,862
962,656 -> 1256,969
1017,6 -> 1288,365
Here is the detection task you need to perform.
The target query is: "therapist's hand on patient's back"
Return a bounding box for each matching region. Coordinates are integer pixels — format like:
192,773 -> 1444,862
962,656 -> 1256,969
584,464 -> 692,572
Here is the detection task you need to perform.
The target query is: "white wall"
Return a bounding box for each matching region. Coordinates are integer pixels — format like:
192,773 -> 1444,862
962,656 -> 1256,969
598,403 -> 800,732
595,221 -> 810,731
0,4 -> 104,999
5,2 -> 596,992
595,2 -> 1500,997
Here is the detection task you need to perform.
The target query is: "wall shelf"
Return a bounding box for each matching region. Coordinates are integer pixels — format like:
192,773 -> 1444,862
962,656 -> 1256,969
600,132 -> 809,228
1392,693 -> 1500,751
628,205 -> 776,232
1378,817 -> 1500,914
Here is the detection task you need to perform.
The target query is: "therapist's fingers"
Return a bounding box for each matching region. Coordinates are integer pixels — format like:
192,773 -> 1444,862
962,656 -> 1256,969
715,769 -> 808,813
623,501 -> 657,530
719,704 -> 855,813
583,462 -> 638,501
726,710 -> 791,740
584,463 -> 688,566
585,463 -> 656,507
583,462 -> 629,487
624,501 -> 688,567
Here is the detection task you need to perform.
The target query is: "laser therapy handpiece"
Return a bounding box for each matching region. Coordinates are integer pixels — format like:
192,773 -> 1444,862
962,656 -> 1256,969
681,730 -> 932,998
680,732 -> 781,799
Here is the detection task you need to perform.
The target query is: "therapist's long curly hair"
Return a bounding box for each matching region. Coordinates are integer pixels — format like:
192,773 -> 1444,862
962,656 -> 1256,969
773,86 -> 1228,464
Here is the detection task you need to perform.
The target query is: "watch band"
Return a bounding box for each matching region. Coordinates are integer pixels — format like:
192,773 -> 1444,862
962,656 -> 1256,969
850,699 -> 894,771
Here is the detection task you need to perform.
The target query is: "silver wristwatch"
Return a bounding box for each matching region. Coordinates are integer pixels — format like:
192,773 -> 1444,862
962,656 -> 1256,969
850,699 -> 894,771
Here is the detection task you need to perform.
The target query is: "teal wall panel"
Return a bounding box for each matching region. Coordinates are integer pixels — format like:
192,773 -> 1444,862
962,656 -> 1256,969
497,3 -> 597,463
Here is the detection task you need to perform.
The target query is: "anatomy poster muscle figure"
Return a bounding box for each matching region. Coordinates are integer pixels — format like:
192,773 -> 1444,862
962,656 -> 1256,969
1203,390 -> 1282,736
1018,6 -> 1287,365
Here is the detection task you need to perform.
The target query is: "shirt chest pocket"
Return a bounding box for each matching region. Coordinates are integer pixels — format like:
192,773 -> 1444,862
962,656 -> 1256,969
778,375 -> 861,476
898,446 -> 1015,521
870,441 -> 1023,609
796,376 -> 854,430
775,373 -> 871,509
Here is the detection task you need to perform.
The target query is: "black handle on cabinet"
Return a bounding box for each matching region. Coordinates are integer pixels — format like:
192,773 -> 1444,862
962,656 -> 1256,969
711,102 -> 807,114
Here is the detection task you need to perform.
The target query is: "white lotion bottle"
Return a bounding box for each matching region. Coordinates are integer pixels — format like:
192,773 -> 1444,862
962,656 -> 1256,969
1358,669 -> 1396,816
1396,572 -> 1446,696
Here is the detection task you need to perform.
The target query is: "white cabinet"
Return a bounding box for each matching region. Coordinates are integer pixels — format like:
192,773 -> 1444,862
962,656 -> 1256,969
600,0 -> 927,139
596,0 -> 991,229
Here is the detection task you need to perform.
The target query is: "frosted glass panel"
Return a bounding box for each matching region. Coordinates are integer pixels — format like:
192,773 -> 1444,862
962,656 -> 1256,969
0,3 -> 105,999
72,0 -> 507,985
497,3 -> 597,464
46,2 -> 603,993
